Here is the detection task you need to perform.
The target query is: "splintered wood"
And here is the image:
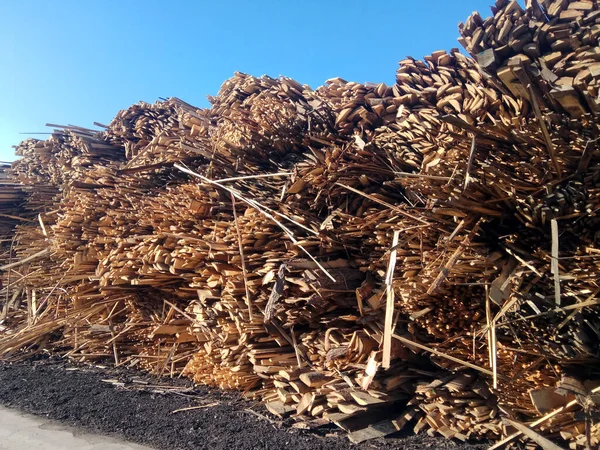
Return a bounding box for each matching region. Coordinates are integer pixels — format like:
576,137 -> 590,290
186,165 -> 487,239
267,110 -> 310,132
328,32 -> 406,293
2,1 -> 600,448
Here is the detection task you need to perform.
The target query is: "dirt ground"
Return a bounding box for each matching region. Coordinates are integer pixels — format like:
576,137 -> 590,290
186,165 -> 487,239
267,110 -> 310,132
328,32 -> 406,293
0,357 -> 486,450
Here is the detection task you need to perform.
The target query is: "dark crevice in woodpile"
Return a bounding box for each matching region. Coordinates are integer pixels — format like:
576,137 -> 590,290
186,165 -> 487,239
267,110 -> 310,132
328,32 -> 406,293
2,1 -> 600,448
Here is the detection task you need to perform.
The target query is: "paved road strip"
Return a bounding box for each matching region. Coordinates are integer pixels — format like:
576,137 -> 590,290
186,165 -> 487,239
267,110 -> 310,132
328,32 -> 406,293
0,407 -> 151,450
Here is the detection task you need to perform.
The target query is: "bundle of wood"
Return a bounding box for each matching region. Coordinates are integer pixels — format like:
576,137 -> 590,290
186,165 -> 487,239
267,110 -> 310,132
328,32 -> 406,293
459,0 -> 600,118
2,1 -> 600,448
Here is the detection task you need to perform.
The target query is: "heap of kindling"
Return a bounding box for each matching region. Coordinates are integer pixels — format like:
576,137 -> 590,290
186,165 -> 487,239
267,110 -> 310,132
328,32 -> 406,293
2,1 -> 600,447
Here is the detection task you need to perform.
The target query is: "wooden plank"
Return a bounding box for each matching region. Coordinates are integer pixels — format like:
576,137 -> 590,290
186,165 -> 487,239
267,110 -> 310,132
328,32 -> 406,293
550,85 -> 587,117
551,219 -> 561,306
382,229 -> 400,369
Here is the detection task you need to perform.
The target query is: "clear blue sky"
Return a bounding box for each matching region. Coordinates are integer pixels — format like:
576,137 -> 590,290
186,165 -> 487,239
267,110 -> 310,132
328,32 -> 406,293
0,0 -> 497,162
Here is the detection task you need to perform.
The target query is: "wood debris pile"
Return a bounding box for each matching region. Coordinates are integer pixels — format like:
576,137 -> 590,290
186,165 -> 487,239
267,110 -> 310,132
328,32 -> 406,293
2,1 -> 600,447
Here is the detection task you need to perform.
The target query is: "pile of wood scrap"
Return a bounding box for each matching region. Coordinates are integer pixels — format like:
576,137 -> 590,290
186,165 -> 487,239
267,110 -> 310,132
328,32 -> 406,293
2,1 -> 600,447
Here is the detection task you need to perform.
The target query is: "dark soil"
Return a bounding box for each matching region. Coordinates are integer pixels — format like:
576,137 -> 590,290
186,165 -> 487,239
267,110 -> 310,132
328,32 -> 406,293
0,356 -> 485,450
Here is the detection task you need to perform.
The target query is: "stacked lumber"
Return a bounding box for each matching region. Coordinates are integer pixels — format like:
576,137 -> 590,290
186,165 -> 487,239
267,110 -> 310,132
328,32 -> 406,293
2,1 -> 600,448
105,98 -> 212,169
460,0 -> 600,118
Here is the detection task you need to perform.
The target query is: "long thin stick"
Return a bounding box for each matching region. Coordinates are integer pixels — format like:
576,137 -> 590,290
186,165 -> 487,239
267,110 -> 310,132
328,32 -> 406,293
427,221 -> 481,295
551,219 -> 561,306
528,84 -> 562,176
464,135 -> 477,190
215,172 -> 291,183
258,205 -> 318,236
392,333 -> 501,379
163,300 -> 196,323
38,214 -> 48,237
496,297 -> 600,329
171,402 -> 220,414
0,248 -> 49,271
175,164 -> 336,282
231,194 -> 253,321
0,213 -> 35,222
335,183 -> 429,225
393,172 -> 451,181
503,419 -> 566,450
485,285 -> 498,389
488,386 -> 600,450
382,230 -> 400,369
